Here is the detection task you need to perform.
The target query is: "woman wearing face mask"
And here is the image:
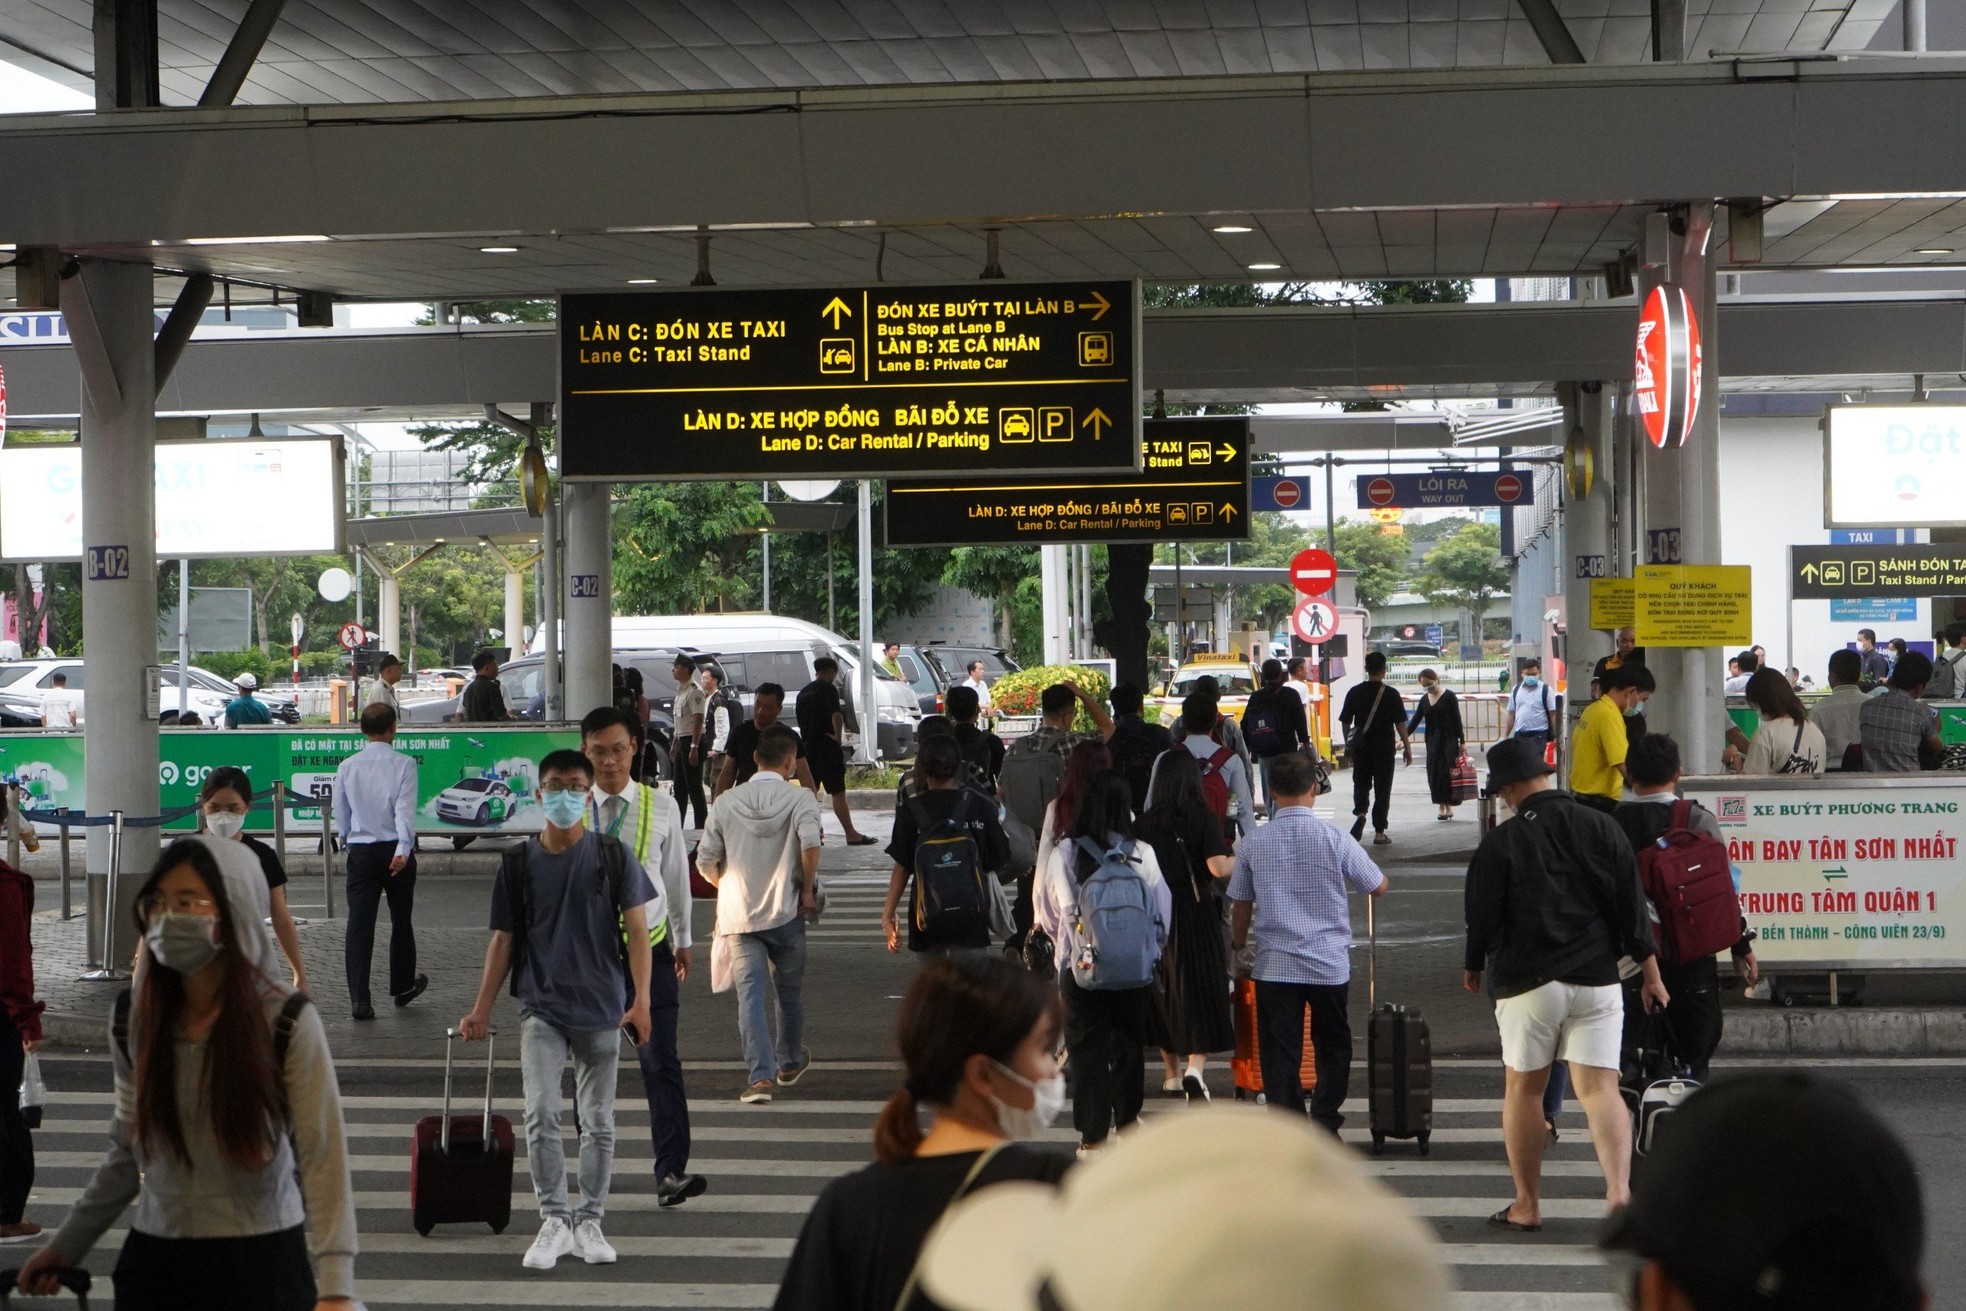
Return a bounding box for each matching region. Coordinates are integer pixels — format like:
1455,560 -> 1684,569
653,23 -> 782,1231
198,767 -> 306,991
14,836 -> 357,1310
773,954 -> 1068,1311
1406,668 -> 1465,821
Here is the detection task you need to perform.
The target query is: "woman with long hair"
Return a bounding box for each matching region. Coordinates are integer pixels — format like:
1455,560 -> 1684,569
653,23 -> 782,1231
1033,770 -> 1172,1154
1734,667 -> 1826,774
1137,751 -> 1236,1100
1406,668 -> 1465,820
1033,739 -> 1112,891
197,767 -> 306,990
15,836 -> 357,1310
773,954 -> 1068,1311
0,786 -> 43,1244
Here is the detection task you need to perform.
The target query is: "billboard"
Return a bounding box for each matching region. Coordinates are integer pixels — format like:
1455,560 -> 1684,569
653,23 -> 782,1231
1824,404 -> 1966,528
0,437 -> 344,562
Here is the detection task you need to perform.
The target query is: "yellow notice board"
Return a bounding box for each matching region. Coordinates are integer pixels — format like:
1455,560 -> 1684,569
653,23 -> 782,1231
1635,565 -> 1753,646
1589,577 -> 1635,630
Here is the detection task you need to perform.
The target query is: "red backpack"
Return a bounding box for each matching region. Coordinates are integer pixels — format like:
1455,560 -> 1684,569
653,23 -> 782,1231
1636,799 -> 1742,964
1197,746 -> 1236,849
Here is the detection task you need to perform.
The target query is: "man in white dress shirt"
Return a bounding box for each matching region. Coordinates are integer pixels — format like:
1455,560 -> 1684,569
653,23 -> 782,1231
582,705 -> 706,1208
333,702 -> 425,1019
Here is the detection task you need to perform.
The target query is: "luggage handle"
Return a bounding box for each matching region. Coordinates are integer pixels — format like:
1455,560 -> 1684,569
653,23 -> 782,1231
440,1026 -> 497,1153
1367,895 -> 1377,1011
0,1267 -> 93,1307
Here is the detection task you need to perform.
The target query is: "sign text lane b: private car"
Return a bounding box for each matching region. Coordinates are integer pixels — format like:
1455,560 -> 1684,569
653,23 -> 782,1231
884,418 -> 1248,547
559,282 -> 1140,481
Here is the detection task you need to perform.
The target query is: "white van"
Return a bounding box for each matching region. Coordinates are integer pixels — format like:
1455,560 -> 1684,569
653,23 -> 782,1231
534,613 -> 920,759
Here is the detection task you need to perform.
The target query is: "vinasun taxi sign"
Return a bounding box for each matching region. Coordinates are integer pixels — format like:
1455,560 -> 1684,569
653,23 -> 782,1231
1634,284 -> 1702,449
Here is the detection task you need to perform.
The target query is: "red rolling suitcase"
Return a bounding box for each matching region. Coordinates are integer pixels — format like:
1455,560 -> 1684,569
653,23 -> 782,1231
411,1027 -> 514,1237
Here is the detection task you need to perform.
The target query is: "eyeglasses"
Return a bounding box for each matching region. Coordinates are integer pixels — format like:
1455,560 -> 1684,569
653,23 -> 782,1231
139,892 -> 217,920
586,745 -> 634,760
540,782 -> 588,796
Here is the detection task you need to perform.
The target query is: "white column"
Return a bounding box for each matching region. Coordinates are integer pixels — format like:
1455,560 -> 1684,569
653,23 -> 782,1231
503,569 -> 525,656
856,480 -> 878,764
1041,545 -> 1069,666
541,490 -> 561,720
64,259 -> 158,961
377,569 -> 401,661
562,480 -> 613,719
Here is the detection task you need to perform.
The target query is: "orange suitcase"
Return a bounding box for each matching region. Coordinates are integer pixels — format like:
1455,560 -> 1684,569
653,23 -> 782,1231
1230,977 -> 1316,1102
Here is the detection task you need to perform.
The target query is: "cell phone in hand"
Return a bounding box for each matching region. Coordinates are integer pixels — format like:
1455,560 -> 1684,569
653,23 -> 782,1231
622,1022 -> 641,1046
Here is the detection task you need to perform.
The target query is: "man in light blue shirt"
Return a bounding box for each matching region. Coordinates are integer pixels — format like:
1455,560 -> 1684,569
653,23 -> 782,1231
1228,751 -> 1387,1132
333,702 -> 424,1019
1503,657 -> 1557,757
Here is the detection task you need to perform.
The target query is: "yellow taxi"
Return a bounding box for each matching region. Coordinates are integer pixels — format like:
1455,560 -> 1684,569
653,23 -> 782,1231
1153,653 -> 1258,727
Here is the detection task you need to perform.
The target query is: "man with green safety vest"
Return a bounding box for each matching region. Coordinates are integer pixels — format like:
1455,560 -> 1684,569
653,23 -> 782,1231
582,706 -> 706,1208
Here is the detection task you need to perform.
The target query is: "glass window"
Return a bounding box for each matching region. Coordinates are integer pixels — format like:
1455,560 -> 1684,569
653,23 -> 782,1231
1172,669 -> 1255,697
741,650 -> 812,693
0,668 -> 30,688
37,666 -> 82,689
451,778 -> 492,793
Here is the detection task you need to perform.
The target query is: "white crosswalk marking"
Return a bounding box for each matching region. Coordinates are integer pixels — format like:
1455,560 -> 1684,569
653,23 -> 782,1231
22,1077 -> 1622,1311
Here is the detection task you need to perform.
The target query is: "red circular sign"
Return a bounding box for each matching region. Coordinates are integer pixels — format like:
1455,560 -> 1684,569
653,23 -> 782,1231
1365,477 -> 1396,507
1634,284 -> 1702,450
1495,472 -> 1524,503
1402,626 -> 1417,638
1273,478 -> 1302,509
1289,548 -> 1338,596
1293,598 -> 1337,645
337,622 -> 368,651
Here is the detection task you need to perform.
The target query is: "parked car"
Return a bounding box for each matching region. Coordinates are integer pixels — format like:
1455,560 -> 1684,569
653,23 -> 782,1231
1370,640 -> 1443,659
710,638 -> 918,760
0,688 -> 39,728
1152,653 -> 1258,726
0,658 -> 275,727
895,643 -> 1022,715
161,663 -> 301,724
434,775 -> 525,826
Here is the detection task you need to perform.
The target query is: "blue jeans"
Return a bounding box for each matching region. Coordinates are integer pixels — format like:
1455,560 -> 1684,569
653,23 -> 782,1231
731,919 -> 808,1086
519,1014 -> 621,1224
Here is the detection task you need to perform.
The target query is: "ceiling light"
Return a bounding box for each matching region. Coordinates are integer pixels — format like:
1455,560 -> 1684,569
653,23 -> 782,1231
179,234 -> 330,246
1248,262 -> 1281,271
479,245 -> 520,254
1213,225 -> 1253,234
1914,248 -> 1955,255
627,277 -> 659,284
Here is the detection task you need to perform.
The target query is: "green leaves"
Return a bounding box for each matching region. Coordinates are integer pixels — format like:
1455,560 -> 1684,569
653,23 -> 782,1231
1415,521 -> 1509,631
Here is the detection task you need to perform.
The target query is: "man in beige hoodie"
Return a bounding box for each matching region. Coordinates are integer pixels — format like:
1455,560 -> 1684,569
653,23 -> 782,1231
697,724 -> 823,1105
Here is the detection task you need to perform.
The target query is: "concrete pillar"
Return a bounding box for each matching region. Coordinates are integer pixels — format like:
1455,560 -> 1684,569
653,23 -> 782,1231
503,569 -> 525,656
1561,382 -> 1617,691
1041,545 -> 1068,665
376,568 -> 401,662
64,259 -> 158,961
562,480 -> 613,719
541,490 -> 561,721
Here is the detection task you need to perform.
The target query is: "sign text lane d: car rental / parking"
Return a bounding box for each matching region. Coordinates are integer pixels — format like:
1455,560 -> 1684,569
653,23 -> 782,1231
1353,471 -> 1532,510
559,281 -> 1141,481
883,418 -> 1248,547
1790,544 -> 1966,600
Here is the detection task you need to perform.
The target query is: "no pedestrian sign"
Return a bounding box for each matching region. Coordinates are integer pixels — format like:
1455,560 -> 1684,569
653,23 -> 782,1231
1355,472 -> 1532,510
1293,597 -> 1338,645
559,281 -> 1140,481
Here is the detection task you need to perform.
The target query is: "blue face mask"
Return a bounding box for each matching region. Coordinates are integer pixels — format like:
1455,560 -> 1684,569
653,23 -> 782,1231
1624,700 -> 1644,718
1522,676 -> 1540,689
540,789 -> 588,830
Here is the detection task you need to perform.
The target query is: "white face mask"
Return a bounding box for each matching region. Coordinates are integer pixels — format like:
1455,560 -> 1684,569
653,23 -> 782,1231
146,912 -> 223,975
988,1059 -> 1066,1139
204,810 -> 245,840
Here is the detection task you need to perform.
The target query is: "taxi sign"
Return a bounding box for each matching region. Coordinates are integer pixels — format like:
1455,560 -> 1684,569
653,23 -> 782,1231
559,280 -> 1141,481
1290,548 -> 1337,596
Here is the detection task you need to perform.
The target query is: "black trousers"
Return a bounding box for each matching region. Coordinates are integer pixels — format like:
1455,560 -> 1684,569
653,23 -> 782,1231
672,746 -> 706,829
344,842 -> 417,1011
630,939 -> 692,1180
1061,975 -> 1147,1146
1350,747 -> 1395,834
113,1226 -> 315,1311
1254,979 -> 1353,1131
0,1016 -> 30,1225
1659,956 -> 1725,1081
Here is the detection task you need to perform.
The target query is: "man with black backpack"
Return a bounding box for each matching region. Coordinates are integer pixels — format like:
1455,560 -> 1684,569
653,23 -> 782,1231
883,735 -> 1013,956
1243,659 -> 1312,818
944,684 -> 1005,791
1106,682 -> 1173,812
458,748 -> 656,1271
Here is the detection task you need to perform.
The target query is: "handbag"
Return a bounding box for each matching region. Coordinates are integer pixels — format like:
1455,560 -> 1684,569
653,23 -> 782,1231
1449,752 -> 1480,803
19,1050 -> 44,1130
1310,750 -> 1335,796
709,933 -> 734,994
1342,683 -> 1389,768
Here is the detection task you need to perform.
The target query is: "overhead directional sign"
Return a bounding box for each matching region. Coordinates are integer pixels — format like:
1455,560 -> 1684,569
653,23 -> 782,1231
1791,544 -> 1966,599
1354,471 -> 1532,510
559,281 -> 1141,481
884,417 -> 1247,547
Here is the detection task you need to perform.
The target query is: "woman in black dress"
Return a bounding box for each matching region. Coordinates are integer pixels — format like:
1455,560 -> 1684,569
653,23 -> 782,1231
1137,750 -> 1235,1101
1406,669 -> 1464,821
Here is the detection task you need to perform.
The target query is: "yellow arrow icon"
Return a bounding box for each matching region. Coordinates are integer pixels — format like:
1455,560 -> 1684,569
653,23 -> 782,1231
1216,442 -> 1237,462
1220,503 -> 1239,520
1084,290 -> 1111,322
1082,408 -> 1112,440
821,296 -> 852,329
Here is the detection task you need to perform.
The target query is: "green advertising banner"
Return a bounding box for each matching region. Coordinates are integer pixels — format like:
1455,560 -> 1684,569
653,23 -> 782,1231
0,726 -> 581,836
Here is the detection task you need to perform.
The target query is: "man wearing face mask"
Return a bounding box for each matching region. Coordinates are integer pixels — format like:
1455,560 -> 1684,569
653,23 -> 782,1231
1568,664 -> 1652,815
1502,658 -> 1557,759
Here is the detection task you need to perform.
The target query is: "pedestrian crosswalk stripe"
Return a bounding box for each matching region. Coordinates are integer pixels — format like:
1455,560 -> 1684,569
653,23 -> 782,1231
27,1092 -> 1516,1115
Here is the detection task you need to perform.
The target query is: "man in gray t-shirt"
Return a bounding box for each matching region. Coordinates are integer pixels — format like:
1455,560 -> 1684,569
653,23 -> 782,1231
460,749 -> 657,1273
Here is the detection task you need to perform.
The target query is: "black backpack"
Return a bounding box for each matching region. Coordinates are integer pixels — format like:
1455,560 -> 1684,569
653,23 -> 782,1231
908,793 -> 989,938
1110,728 -> 1163,812
500,834 -> 634,997
1242,688 -> 1290,759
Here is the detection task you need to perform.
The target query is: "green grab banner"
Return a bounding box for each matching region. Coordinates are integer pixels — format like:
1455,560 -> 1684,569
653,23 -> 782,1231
0,726 -> 581,836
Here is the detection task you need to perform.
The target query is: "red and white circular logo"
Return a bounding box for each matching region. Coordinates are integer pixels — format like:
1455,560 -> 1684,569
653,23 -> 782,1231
1495,473 -> 1524,503
1273,479 -> 1302,509
1634,284 -> 1702,450
1365,477 -> 1396,507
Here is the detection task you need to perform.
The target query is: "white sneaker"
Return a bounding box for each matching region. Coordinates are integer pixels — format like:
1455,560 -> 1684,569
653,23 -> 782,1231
571,1219 -> 617,1265
522,1216 -> 574,1270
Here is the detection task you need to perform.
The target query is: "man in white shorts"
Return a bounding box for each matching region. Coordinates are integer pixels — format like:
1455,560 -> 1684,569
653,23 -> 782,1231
1461,737 -> 1669,1232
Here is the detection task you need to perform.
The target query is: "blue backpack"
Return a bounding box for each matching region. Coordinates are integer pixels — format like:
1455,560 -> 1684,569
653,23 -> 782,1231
1066,836 -> 1161,991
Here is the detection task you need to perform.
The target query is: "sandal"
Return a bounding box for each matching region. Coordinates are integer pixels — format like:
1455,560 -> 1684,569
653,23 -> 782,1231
1545,1119 -> 1559,1148
846,835 -> 878,846
1487,1206 -> 1542,1233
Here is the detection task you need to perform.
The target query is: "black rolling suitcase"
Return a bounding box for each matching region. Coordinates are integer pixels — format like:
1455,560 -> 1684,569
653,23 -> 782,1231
410,1027 -> 514,1237
1364,899 -> 1433,1155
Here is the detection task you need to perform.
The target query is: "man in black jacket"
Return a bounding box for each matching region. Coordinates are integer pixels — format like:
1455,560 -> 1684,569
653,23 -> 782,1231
1463,738 -> 1669,1233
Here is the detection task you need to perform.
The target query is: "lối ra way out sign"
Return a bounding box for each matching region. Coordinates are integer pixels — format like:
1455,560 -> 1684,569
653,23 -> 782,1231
559,281 -> 1141,481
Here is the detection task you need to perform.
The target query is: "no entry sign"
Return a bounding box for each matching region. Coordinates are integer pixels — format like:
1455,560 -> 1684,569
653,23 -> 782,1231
1364,477 -> 1397,507
1495,472 -> 1524,502
1290,548 -> 1337,596
1634,284 -> 1702,450
1293,597 -> 1338,645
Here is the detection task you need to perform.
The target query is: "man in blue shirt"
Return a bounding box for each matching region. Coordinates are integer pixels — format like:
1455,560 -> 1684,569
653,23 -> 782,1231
332,702 -> 425,1019
1502,657 -> 1557,757
460,748 -> 656,1273
1228,751 -> 1388,1132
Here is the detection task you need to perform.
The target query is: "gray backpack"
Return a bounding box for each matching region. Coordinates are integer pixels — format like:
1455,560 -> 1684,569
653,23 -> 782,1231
1065,836 -> 1160,991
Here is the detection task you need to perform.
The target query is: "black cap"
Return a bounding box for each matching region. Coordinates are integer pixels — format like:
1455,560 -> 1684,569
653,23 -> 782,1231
1485,736 -> 1552,789
1601,1073 -> 1924,1311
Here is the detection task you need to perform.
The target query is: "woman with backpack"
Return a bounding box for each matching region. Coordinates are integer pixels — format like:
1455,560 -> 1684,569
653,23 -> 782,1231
774,953 -> 1069,1310
1033,771 -> 1173,1156
1728,668 -> 1825,775
1137,751 -> 1236,1102
1032,740 -> 1112,898
15,835 -> 357,1310
1406,669 -> 1466,821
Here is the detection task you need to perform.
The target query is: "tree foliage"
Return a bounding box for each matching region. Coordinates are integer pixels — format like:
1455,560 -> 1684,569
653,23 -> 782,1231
1330,521 -> 1411,613
1415,521 -> 1510,633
